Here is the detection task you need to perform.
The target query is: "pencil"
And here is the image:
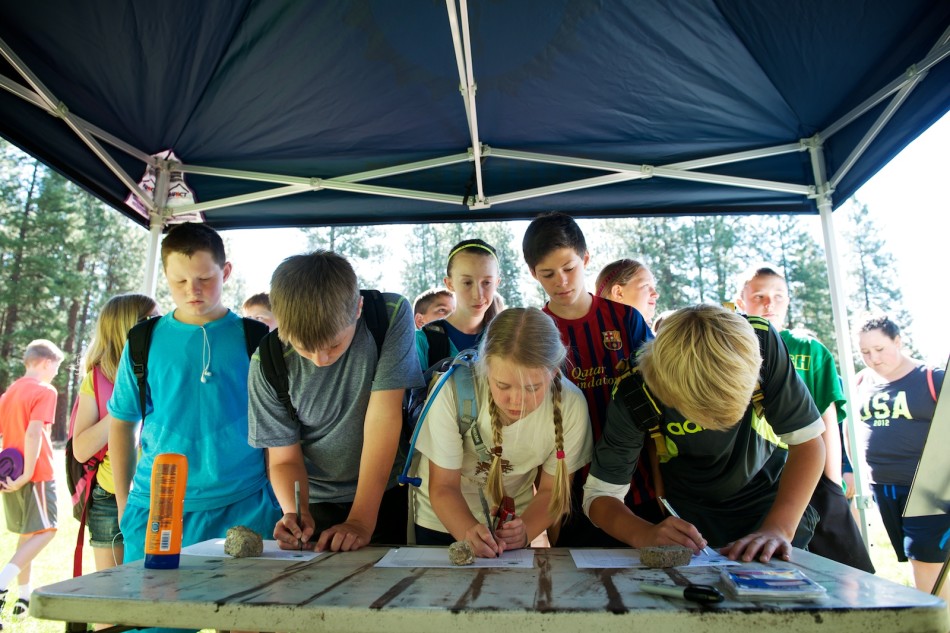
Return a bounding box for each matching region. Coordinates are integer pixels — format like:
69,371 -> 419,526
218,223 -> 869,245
294,480 -> 302,550
659,497 -> 714,557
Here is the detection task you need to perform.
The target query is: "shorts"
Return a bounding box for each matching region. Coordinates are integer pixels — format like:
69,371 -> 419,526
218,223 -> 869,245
872,483 -> 950,563
88,482 -> 124,548
414,523 -> 455,546
807,475 -> 874,573
2,480 -> 57,534
121,483 -> 282,564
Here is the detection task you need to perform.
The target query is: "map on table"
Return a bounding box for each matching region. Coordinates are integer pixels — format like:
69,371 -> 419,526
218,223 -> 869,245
375,546 -> 535,568
181,538 -> 324,561
570,548 -> 738,569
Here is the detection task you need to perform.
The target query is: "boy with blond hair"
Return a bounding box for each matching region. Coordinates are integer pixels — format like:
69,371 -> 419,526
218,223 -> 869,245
522,212 -> 657,546
248,251 -> 423,552
109,223 -> 280,569
585,305 -> 826,562
736,264 -> 874,571
0,339 -> 64,623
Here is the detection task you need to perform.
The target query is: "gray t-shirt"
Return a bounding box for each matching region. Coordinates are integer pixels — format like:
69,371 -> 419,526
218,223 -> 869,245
248,292 -> 425,503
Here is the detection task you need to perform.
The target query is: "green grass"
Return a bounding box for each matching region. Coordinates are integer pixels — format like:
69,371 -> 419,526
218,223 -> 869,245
1,449 -> 917,632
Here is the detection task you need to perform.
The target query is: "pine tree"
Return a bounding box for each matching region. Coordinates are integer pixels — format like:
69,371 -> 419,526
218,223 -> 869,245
302,225 -> 384,289
843,198 -> 918,362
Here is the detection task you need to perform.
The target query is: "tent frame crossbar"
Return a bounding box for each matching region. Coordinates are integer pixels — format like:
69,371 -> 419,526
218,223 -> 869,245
0,36 -> 155,212
3,23 -> 945,221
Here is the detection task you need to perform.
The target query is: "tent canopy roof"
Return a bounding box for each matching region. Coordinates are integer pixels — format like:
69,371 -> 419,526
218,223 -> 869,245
1,1 -> 948,229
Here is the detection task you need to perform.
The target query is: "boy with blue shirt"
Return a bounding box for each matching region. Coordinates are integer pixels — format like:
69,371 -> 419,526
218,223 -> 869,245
109,223 -> 281,567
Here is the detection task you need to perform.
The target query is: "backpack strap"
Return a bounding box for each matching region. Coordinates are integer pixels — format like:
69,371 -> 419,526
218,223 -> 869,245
242,317 -> 269,357
259,330 -> 297,424
359,289 -> 388,358
72,365 -> 113,578
257,293 -> 389,423
450,350 -> 490,465
127,316 -> 160,426
927,367 -> 936,402
612,368 -> 668,461
422,320 -> 452,369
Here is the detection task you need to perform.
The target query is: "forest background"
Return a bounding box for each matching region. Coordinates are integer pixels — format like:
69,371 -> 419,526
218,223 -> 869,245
1,111 -> 947,443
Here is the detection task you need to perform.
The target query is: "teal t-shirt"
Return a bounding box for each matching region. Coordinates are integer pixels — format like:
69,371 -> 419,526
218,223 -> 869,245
108,311 -> 268,511
415,319 -> 484,371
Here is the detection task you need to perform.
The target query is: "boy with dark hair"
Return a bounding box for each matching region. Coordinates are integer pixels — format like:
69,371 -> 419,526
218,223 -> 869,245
736,264 -> 874,572
585,305 -> 826,562
248,251 -> 424,552
522,212 -> 657,546
0,340 -> 63,624
109,223 -> 281,567
412,288 -> 455,329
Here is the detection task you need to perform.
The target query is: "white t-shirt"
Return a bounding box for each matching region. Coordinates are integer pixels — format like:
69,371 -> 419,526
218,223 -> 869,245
412,374 -> 592,533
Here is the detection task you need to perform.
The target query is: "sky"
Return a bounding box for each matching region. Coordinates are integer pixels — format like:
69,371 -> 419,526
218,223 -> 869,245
226,111 -> 950,366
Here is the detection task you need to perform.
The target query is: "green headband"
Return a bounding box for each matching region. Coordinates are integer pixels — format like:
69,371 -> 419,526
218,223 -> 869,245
448,243 -> 497,261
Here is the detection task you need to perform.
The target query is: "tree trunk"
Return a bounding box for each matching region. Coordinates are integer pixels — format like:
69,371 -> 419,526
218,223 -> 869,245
52,252 -> 88,442
0,161 -> 40,391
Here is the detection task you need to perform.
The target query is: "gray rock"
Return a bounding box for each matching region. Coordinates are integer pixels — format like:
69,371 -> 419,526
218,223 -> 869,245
639,545 -> 693,568
224,525 -> 264,558
448,540 -> 476,566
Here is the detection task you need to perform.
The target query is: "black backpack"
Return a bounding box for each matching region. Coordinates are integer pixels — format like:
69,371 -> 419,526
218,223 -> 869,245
257,289 -> 388,423
128,315 -> 269,425
418,319 -> 452,369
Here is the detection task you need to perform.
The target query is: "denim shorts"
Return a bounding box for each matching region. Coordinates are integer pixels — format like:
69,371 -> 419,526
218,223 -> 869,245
88,482 -> 124,548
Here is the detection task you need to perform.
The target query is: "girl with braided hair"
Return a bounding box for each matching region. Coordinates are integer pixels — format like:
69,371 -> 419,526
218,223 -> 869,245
411,308 -> 593,558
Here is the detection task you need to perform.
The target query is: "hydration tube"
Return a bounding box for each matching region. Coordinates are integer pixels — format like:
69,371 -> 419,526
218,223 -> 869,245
397,350 -> 477,487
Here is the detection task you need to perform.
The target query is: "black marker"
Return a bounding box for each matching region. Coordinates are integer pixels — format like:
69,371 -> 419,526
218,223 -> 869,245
639,582 -> 724,604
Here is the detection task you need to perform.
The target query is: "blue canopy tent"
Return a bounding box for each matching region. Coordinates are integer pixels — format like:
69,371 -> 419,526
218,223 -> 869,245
2,0 -> 949,541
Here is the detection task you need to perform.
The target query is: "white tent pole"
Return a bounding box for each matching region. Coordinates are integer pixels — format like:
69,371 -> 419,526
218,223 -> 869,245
445,0 -> 485,207
807,140 -> 871,546
444,0 -> 473,132
458,0 -> 485,206
141,164 -> 171,297
141,214 -> 164,297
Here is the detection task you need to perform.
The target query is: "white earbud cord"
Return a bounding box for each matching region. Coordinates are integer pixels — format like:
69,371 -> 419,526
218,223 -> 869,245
200,325 -> 212,383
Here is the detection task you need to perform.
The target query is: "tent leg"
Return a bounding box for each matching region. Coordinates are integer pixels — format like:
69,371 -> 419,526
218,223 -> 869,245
817,194 -> 871,548
141,215 -> 163,297
140,164 -> 172,297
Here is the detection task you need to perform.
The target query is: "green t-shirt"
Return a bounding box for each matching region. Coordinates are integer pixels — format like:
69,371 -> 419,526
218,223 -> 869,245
780,330 -> 846,424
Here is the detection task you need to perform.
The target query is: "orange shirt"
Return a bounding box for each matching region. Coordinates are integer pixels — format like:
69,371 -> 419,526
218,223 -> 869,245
0,376 -> 57,482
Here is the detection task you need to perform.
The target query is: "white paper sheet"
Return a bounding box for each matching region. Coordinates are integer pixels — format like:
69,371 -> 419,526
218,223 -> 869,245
570,548 -> 738,569
375,546 -> 536,568
180,538 -> 324,561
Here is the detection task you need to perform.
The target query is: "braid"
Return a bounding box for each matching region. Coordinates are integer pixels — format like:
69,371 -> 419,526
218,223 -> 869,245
486,397 -> 507,506
549,371 -> 571,518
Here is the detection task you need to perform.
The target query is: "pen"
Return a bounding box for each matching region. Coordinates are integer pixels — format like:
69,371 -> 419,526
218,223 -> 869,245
477,488 -> 495,538
658,496 -> 715,557
294,480 -> 303,550
639,582 -> 724,604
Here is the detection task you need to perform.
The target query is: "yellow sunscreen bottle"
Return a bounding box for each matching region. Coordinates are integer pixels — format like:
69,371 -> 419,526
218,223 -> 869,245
144,453 -> 188,569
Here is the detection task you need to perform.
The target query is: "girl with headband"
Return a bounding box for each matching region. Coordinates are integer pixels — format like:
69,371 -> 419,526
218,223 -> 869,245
415,239 -> 502,371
